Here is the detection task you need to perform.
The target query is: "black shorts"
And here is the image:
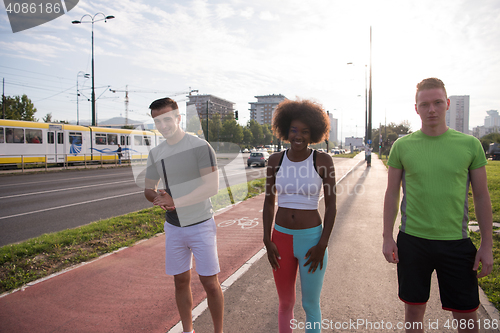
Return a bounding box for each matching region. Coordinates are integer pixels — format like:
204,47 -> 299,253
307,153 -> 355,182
397,231 -> 479,312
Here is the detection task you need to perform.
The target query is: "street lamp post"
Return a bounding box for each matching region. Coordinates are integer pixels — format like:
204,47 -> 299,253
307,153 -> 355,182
72,13 -> 114,126
205,100 -> 211,142
346,62 -> 368,146
76,71 -> 90,125
367,26 -> 373,167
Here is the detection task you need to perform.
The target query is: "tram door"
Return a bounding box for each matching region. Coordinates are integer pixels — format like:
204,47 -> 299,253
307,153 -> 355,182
47,125 -> 65,163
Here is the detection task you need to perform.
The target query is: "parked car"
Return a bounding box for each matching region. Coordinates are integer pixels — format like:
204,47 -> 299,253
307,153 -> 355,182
247,151 -> 270,167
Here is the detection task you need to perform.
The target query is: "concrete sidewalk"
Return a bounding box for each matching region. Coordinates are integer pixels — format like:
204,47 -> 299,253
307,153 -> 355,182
192,154 -> 500,332
0,155 -> 362,332
1,154 -> 497,333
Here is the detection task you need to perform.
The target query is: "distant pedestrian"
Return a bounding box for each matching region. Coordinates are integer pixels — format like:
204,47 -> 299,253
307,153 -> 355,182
117,144 -> 122,164
383,78 -> 493,333
263,99 -> 336,333
143,97 -> 222,333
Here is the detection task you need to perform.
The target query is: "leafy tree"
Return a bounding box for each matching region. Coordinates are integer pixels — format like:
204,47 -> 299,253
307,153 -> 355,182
248,119 -> 264,147
1,94 -> 37,121
262,124 -> 273,146
186,115 -> 202,133
42,112 -> 69,124
209,113 -> 222,142
242,127 -> 253,147
221,118 -> 243,144
480,132 -> 500,153
43,113 -> 53,123
372,121 -> 412,154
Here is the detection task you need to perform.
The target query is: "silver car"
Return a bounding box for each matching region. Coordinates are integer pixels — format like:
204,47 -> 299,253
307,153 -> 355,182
247,151 -> 270,167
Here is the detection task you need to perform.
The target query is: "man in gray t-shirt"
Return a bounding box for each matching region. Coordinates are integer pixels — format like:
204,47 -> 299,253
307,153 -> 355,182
144,97 -> 223,333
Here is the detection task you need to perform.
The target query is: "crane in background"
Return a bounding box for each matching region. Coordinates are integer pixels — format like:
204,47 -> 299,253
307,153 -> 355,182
109,86 -> 198,126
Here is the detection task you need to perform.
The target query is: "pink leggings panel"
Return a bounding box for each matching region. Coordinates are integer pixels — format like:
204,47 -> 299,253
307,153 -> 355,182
272,226 -> 327,333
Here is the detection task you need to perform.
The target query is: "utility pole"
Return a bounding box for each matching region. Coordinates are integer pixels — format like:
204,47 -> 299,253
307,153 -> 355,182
366,26 -> 373,167
206,100 -> 210,142
326,110 -> 330,153
124,85 -> 129,126
2,78 -> 5,119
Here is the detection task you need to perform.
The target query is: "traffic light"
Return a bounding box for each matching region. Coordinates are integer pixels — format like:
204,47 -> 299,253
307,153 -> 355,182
235,110 -> 238,120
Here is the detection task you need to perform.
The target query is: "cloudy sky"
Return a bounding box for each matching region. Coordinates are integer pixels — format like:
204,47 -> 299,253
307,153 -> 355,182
1,0 -> 499,140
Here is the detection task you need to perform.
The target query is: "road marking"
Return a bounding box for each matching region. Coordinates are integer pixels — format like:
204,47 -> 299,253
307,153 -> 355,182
168,248 -> 268,333
0,180 -> 136,199
0,172 -> 132,188
0,191 -> 144,221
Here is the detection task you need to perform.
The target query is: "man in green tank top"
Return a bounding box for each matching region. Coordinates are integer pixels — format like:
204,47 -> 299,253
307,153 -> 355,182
383,78 -> 493,332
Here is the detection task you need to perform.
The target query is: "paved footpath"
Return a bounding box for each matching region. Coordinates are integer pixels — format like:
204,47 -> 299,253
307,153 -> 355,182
1,154 -> 498,332
192,154 -> 500,332
0,154 -> 360,332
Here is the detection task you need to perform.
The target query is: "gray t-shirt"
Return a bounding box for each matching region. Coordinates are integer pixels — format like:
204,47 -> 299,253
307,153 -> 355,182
145,133 -> 217,227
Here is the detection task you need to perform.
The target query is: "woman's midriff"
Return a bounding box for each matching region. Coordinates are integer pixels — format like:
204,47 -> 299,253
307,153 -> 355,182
275,207 -> 322,230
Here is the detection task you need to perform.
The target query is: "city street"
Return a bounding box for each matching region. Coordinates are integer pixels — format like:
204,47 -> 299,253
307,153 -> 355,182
0,153 -> 266,246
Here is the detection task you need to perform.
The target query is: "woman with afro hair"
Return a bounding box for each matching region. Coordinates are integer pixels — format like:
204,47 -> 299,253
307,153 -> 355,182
263,98 -> 337,332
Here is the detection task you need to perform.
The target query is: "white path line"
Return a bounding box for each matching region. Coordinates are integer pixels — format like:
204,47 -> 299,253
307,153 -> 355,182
0,172 -> 131,188
167,248 -> 268,333
0,191 -> 144,221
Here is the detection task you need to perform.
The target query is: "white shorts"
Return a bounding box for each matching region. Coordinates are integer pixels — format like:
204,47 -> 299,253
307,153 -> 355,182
164,217 -> 220,276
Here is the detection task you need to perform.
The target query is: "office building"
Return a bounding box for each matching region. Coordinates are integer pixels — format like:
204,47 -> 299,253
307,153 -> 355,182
446,95 -> 469,134
249,94 -> 287,125
472,110 -> 500,138
186,94 -> 235,121
329,114 -> 338,144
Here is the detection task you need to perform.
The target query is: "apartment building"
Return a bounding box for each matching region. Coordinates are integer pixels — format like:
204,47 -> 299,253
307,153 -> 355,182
249,94 -> 287,125
446,95 -> 469,134
472,110 -> 500,138
186,94 -> 235,121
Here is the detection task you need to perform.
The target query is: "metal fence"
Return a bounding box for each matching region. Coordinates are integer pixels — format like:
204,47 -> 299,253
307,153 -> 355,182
0,153 -> 148,172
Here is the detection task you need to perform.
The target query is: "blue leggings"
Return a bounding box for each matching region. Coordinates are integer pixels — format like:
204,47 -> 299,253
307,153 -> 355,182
272,224 -> 328,333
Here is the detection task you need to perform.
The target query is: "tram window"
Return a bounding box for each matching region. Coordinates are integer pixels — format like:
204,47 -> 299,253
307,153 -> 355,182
57,132 -> 64,144
126,136 -> 131,145
107,134 -> 117,145
6,128 -> 24,143
0,128 -> 4,143
48,132 -> 54,144
144,136 -> 151,146
69,132 -> 82,145
134,135 -> 142,145
120,135 -> 125,146
26,129 -> 43,144
95,133 -> 107,145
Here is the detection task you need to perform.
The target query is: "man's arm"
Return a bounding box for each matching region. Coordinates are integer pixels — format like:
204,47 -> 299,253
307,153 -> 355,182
470,166 -> 493,278
382,166 -> 403,263
165,166 -> 219,208
144,177 -> 176,211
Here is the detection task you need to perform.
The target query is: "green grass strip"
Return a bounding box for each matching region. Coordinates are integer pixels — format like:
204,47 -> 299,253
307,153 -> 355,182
380,158 -> 500,311
470,232 -> 500,310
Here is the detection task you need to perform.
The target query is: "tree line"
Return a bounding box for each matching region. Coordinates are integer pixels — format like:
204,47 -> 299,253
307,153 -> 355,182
1,94 -> 68,123
186,113 -> 337,150
3,94 -> 498,152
